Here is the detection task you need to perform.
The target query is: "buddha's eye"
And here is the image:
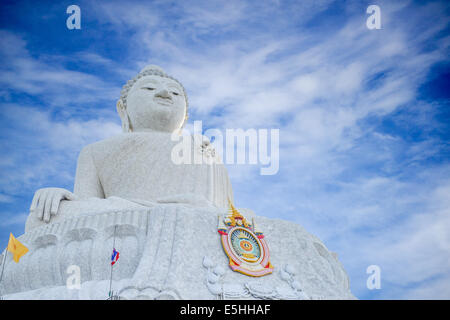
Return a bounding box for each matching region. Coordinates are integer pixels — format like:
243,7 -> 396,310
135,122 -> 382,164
143,87 -> 155,91
172,91 -> 179,96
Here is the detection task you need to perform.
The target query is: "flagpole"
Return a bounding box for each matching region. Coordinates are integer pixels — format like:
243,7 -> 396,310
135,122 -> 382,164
108,225 -> 117,298
0,248 -> 7,297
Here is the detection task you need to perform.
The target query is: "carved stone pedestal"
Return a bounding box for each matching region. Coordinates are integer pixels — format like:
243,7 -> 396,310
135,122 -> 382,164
1,204 -> 355,300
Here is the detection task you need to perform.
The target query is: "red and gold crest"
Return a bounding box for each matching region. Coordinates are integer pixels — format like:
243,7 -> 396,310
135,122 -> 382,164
218,201 -> 274,277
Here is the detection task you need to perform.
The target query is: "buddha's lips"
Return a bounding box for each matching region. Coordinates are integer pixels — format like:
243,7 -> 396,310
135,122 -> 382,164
154,97 -> 173,105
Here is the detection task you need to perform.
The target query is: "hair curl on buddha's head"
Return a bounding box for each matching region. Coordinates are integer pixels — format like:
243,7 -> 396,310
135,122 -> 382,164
118,65 -> 189,129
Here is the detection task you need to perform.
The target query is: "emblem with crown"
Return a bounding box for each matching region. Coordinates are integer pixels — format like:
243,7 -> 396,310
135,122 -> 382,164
217,201 -> 274,277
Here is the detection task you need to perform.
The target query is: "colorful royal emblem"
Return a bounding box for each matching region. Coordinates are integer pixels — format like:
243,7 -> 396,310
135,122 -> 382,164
218,201 -> 274,277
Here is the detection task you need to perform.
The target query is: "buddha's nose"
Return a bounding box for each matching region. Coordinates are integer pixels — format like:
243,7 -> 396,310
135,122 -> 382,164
156,89 -> 171,99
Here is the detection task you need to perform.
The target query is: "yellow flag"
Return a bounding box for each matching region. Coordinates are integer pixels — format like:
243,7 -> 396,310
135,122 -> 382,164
7,233 -> 28,263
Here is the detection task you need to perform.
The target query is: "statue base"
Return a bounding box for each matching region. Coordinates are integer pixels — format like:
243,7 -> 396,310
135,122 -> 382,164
0,204 -> 355,300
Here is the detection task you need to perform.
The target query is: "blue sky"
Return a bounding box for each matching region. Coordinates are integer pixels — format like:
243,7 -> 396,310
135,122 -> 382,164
0,0 -> 449,299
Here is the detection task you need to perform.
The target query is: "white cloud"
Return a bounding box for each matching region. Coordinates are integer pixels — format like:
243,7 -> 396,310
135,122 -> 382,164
0,103 -> 121,195
0,194 -> 14,203
0,31 -> 121,108
0,212 -> 28,227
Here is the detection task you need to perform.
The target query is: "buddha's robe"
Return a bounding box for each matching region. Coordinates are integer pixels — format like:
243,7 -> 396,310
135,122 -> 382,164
26,131 -> 233,231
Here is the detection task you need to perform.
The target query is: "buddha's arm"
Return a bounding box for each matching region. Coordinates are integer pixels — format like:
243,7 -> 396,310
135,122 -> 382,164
73,146 -> 105,199
28,146 -> 103,225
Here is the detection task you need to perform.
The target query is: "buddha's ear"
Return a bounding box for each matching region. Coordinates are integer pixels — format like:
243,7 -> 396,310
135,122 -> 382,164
116,100 -> 132,132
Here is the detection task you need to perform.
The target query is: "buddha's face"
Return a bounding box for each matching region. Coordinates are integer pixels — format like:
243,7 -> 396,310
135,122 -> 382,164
122,75 -> 187,132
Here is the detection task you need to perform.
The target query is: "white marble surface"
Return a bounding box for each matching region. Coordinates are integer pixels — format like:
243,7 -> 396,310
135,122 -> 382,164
74,131 -> 233,208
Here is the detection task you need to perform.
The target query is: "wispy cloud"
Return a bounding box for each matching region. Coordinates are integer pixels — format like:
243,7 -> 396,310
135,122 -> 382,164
0,30 -> 122,110
0,194 -> 14,203
0,212 -> 28,228
0,103 -> 121,195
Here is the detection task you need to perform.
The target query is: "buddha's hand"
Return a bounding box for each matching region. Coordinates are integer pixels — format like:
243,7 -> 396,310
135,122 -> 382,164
29,188 -> 78,223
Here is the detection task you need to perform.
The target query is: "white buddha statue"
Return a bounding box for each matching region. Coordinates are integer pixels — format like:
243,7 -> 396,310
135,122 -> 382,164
26,65 -> 233,231
2,65 -> 355,300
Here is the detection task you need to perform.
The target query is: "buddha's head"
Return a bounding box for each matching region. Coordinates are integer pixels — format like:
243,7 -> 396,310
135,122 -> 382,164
117,65 -> 188,133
